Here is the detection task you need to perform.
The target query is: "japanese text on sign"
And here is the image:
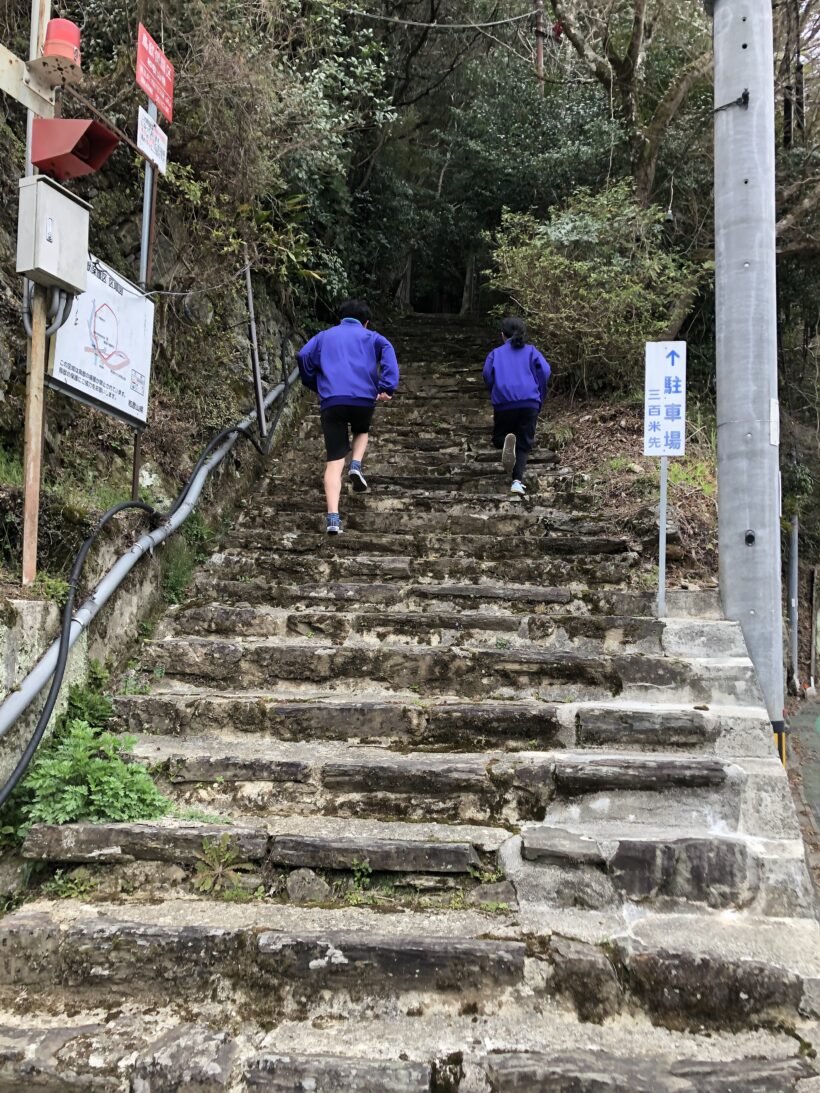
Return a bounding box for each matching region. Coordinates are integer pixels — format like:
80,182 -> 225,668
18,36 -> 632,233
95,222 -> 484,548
644,341 -> 686,457
49,257 -> 155,428
137,105 -> 168,174
136,24 -> 174,123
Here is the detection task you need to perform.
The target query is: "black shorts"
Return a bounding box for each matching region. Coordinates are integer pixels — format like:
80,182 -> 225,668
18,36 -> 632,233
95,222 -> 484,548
320,404 -> 374,461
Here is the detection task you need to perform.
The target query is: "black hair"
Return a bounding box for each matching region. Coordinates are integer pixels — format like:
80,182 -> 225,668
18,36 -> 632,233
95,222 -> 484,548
502,316 -> 526,350
339,299 -> 371,324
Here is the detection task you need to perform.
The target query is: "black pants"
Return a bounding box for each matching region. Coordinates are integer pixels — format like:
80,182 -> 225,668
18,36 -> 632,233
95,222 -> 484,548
320,404 -> 374,461
492,408 -> 539,481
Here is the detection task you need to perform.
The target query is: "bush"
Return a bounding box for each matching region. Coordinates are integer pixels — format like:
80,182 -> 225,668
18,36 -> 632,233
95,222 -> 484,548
487,182 -> 703,392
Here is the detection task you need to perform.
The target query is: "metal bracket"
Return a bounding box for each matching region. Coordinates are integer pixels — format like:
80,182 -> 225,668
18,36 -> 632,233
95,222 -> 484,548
0,43 -> 55,117
714,89 -> 750,114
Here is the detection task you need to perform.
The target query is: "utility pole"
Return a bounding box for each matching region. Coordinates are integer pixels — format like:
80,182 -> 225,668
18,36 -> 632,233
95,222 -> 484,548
704,1 -> 785,748
535,0 -> 545,92
21,0 -> 52,585
131,99 -> 158,502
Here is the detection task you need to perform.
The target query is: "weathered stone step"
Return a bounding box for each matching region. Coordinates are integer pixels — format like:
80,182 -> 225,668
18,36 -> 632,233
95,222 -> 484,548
165,603 -> 745,662
200,547 -> 639,589
243,506 -> 607,538
516,824 -> 815,916
0,903 -> 527,1014
141,634 -> 759,706
117,691 -> 564,751
23,818 -> 501,876
484,1052 -> 817,1092
187,576 -> 585,612
224,529 -> 633,559
128,734 -> 746,826
262,469 -> 568,497
2,899 -> 819,1029
0,1014 -> 813,1091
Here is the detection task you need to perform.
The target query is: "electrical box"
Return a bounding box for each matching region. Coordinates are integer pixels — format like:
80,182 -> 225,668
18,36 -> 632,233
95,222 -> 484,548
16,175 -> 90,295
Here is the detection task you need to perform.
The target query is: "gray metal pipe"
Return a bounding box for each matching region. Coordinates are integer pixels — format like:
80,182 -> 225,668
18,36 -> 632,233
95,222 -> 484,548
789,514 -> 800,693
709,1 -> 785,729
0,369 -> 298,741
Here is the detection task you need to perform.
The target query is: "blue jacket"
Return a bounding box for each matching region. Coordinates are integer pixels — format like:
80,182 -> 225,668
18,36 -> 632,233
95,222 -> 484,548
483,341 -> 551,412
298,319 -> 399,409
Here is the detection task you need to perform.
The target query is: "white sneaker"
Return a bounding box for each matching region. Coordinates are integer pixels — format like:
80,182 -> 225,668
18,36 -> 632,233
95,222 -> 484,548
510,480 -> 527,496
501,433 -> 517,474
348,467 -> 369,493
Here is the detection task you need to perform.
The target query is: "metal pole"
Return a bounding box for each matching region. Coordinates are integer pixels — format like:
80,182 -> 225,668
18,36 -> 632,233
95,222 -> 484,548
707,0 -> 785,736
535,0 -> 545,90
244,244 -> 268,439
21,0 -> 51,586
132,100 -> 158,501
658,456 -> 668,618
789,514 -> 800,693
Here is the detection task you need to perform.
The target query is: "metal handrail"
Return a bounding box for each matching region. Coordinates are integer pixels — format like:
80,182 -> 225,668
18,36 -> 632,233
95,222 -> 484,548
0,367 -> 299,808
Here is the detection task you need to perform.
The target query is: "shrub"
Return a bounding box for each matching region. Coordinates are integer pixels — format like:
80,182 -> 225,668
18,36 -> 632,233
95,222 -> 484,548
487,182 -> 703,392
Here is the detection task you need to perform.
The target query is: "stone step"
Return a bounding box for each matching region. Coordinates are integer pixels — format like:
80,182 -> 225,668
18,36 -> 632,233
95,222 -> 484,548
116,692 -> 566,751
2,900 -> 819,1030
0,903 -> 527,1015
22,817 -> 505,877
514,824 -> 815,917
165,603 -> 745,661
251,491 -> 593,519
0,1014 -> 813,1091
243,506 -> 607,538
127,734 -> 747,827
224,529 -> 634,559
199,548 -> 640,589
262,469 -> 568,497
141,634 -> 759,706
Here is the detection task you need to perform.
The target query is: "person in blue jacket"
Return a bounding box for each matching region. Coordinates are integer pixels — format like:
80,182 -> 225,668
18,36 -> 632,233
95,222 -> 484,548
483,317 -> 551,496
298,299 -> 399,533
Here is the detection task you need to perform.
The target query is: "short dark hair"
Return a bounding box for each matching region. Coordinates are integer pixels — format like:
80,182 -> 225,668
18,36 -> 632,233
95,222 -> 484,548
339,299 -> 371,324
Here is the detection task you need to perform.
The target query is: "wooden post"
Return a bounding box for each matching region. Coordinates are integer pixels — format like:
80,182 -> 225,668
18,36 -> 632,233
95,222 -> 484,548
535,0 -> 545,91
22,286 -> 48,585
20,0 -> 52,586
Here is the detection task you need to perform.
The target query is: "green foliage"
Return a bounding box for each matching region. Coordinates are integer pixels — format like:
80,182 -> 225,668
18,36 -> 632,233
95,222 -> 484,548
193,834 -> 253,894
162,538 -> 197,605
0,446 -> 23,487
668,459 -> 716,498
25,721 -> 170,826
487,183 -> 702,391
351,857 -> 373,891
42,866 -> 99,900
32,573 -> 71,609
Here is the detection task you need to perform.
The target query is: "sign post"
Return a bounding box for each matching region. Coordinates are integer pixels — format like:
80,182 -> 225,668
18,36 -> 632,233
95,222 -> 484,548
644,341 -> 687,618
132,24 -> 174,500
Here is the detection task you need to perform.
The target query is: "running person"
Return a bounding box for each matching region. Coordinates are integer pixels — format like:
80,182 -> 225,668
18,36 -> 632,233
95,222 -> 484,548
298,299 -> 399,533
483,317 -> 551,496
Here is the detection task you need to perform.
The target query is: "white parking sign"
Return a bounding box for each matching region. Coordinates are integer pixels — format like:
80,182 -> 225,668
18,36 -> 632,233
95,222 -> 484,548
644,341 -> 686,457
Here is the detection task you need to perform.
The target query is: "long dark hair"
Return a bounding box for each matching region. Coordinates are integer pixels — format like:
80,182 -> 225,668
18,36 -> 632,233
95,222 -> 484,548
502,316 -> 526,350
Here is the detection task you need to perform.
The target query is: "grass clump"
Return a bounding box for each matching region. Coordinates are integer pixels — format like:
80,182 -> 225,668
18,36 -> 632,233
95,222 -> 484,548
0,446 -> 23,487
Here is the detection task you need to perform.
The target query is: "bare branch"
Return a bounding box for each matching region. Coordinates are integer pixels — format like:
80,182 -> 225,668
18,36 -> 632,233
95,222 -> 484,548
550,0 -> 614,91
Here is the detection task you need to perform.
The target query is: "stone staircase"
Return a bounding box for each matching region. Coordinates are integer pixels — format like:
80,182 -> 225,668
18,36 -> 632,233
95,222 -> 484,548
2,318 -> 819,1091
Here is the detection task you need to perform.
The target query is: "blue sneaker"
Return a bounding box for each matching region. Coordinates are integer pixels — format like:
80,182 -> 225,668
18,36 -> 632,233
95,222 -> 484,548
348,465 -> 369,493
510,480 -> 527,497
326,513 -> 343,535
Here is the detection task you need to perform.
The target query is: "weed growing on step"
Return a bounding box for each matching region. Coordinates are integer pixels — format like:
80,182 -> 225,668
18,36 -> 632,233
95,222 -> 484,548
162,538 -> 197,605
0,671 -> 170,848
41,866 -> 99,900
220,882 -> 265,903
351,857 -> 373,890
0,446 -> 23,487
193,834 -> 254,894
32,573 -> 71,609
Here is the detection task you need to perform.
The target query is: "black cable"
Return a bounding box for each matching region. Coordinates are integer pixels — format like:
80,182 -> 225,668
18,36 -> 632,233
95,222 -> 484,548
0,376 -> 296,808
0,502 -> 158,810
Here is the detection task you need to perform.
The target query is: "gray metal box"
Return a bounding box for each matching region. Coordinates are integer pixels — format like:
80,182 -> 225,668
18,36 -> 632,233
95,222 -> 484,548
17,175 -> 90,294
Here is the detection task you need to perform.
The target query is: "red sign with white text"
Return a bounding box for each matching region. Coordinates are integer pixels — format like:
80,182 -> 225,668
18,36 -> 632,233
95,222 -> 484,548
136,24 -> 174,123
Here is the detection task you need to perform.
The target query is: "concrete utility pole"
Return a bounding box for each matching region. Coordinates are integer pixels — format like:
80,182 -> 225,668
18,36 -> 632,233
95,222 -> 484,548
705,1 -> 785,742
